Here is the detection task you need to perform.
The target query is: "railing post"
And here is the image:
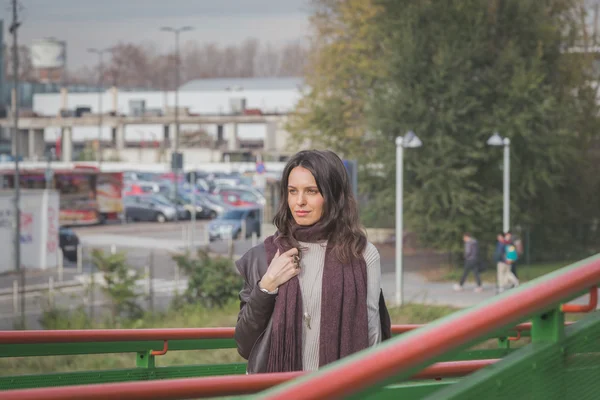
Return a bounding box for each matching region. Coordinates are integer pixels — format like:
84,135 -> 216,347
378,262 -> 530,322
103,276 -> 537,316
136,350 -> 155,368
147,251 -> 154,313
204,227 -> 210,248
12,280 -> 18,316
76,244 -> 83,273
531,308 -> 565,343
48,276 -> 54,307
57,250 -> 64,282
497,337 -> 510,349
530,307 -> 566,399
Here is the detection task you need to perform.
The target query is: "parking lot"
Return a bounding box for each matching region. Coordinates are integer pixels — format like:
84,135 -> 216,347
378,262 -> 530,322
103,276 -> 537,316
0,219 -> 276,329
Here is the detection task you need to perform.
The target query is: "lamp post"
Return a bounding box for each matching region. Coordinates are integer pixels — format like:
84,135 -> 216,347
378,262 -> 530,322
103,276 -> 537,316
160,26 -> 193,201
487,132 -> 511,233
395,131 -> 423,306
160,26 -> 193,157
88,47 -> 113,164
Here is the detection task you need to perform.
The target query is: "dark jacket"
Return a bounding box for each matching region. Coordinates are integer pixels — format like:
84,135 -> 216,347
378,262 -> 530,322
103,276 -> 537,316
464,238 -> 479,263
493,241 -> 505,263
234,243 -> 391,374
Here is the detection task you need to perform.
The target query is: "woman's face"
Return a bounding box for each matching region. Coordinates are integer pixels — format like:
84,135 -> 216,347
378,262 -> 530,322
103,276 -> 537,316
287,166 -> 324,226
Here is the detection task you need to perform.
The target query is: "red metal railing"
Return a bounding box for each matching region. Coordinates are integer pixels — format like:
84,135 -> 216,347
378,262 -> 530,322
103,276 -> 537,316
0,327 -> 235,344
561,286 -> 598,313
0,323 -> 536,345
0,359 -> 497,400
254,256 -> 600,400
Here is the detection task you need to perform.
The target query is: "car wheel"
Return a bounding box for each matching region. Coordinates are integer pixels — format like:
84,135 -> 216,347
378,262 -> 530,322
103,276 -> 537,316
156,213 -> 166,223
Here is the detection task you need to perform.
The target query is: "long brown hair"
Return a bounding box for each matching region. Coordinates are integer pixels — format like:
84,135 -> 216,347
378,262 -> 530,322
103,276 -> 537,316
272,150 -> 367,262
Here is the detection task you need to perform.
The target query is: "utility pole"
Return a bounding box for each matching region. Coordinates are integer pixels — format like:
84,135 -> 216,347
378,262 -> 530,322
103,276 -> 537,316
10,0 -> 25,329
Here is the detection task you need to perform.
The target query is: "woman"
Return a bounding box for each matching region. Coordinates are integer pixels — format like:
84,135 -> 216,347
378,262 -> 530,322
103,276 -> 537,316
234,149 -> 391,374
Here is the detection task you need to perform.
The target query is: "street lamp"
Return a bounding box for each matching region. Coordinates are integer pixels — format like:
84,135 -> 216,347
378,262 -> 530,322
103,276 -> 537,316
160,26 -> 193,204
88,47 -> 113,164
396,131 -> 423,306
160,26 -> 193,158
487,132 -> 511,233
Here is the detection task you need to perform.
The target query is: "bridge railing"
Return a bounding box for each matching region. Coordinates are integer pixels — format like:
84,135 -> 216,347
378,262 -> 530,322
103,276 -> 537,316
0,254 -> 597,399
255,254 -> 600,400
0,322 -> 531,392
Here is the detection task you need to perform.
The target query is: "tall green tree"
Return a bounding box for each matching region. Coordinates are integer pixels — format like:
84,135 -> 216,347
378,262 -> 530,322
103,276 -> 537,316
286,0 -> 386,159
364,0 -> 600,256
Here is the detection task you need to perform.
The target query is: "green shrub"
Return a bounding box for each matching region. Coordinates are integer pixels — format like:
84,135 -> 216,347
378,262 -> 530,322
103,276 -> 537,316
172,249 -> 243,309
91,248 -> 144,322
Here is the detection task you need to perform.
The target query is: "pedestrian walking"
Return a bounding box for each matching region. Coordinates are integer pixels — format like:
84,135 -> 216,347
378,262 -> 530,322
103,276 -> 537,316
495,233 -> 519,292
454,232 -> 483,292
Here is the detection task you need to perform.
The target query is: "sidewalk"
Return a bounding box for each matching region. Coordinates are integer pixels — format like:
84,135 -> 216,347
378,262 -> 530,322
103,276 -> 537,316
380,271 -> 496,309
0,268 -> 83,297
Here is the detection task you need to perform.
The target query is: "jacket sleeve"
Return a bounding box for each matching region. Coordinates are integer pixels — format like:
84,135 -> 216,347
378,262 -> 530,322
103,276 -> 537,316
465,241 -> 475,260
234,255 -> 277,360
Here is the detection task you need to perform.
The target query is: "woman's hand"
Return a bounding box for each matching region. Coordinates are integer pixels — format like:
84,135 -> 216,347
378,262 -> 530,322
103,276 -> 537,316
260,248 -> 300,292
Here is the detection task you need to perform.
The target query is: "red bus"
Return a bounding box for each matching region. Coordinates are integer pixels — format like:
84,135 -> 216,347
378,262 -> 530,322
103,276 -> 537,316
0,166 -> 123,226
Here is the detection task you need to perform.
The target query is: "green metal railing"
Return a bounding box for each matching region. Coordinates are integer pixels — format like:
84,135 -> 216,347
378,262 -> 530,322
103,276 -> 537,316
0,324 -> 528,391
0,254 -> 598,399
256,254 -> 600,400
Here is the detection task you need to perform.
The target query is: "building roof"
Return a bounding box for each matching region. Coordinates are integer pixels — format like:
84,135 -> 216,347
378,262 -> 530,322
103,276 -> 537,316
179,77 -> 305,92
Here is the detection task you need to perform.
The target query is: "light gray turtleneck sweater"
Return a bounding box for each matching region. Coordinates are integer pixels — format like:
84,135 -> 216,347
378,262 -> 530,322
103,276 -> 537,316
297,241 -> 382,371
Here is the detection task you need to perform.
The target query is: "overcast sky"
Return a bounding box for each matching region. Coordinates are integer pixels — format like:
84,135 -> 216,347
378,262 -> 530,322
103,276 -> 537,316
2,0 -> 311,68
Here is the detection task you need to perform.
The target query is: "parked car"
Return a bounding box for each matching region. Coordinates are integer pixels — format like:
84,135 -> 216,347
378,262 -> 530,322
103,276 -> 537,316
212,185 -> 266,207
123,195 -> 178,223
208,207 -> 262,241
170,191 -> 207,219
153,194 -> 190,220
59,227 -> 79,262
123,181 -> 160,196
197,193 -> 230,218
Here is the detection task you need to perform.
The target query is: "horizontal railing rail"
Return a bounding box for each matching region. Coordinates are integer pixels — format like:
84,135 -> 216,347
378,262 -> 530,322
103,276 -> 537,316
0,323 -> 538,359
0,322 -> 546,346
0,359 -> 498,400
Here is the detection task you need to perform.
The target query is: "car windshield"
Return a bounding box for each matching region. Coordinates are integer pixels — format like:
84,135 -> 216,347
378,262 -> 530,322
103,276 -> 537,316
149,195 -> 173,206
179,191 -> 200,203
206,194 -> 225,203
219,210 -> 246,220
59,227 -> 74,235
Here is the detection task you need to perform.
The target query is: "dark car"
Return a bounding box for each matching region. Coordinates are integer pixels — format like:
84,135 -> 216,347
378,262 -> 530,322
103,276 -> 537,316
124,195 -> 178,223
208,207 -> 262,241
59,227 -> 79,262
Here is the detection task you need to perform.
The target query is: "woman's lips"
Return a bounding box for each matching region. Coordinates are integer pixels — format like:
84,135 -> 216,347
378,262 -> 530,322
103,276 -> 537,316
295,210 -> 310,217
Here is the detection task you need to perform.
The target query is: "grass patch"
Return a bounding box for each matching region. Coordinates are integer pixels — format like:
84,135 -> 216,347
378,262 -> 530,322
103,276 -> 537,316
420,260 -> 574,284
389,303 -> 457,324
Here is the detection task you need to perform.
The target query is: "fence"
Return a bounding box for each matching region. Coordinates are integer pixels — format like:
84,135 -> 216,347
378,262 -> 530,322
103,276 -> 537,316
0,224 -> 258,330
